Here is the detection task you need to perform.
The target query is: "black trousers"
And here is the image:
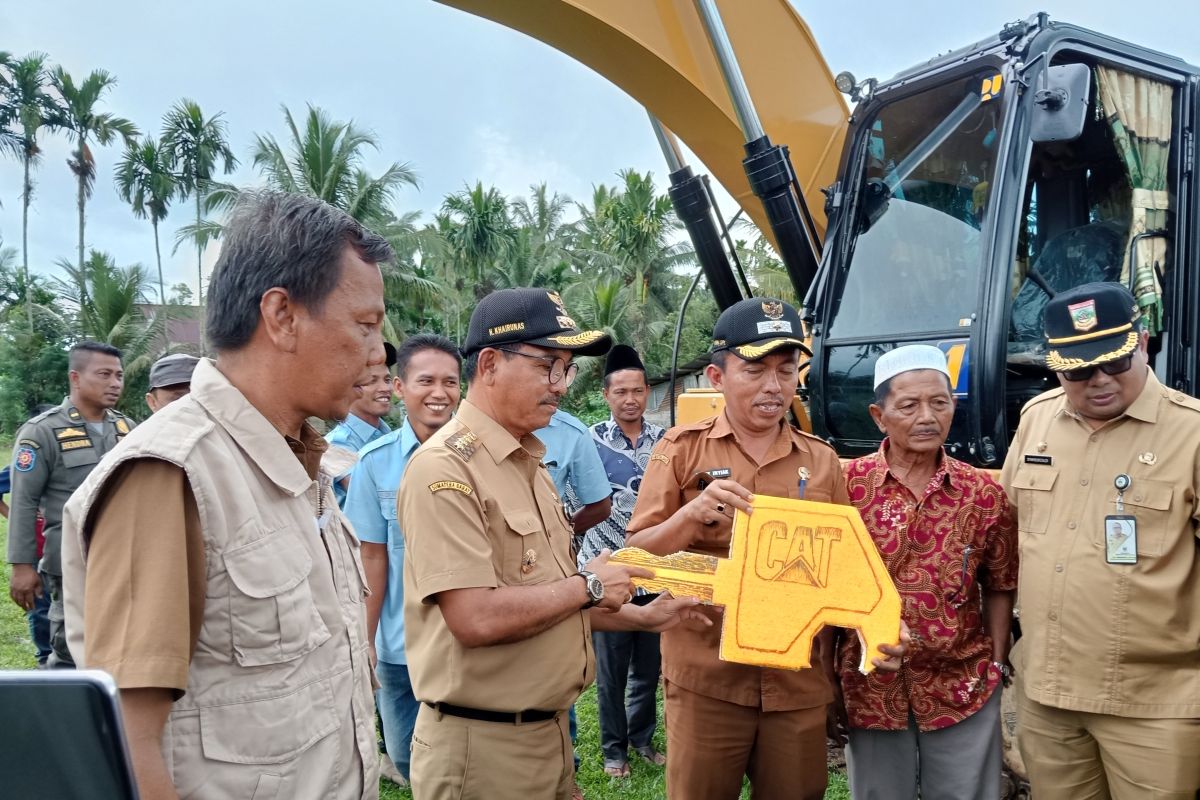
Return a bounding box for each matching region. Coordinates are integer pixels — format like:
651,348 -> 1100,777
591,628 -> 661,763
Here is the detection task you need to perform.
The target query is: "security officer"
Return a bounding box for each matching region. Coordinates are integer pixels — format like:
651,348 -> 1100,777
7,340 -> 132,667
1000,282 -> 1200,799
626,298 -> 906,800
398,287 -> 709,800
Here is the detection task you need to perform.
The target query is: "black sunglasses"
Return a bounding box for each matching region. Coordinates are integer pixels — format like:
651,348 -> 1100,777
1060,354 -> 1134,382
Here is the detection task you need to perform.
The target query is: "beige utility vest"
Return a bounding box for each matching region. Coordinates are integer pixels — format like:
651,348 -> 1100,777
62,360 -> 379,800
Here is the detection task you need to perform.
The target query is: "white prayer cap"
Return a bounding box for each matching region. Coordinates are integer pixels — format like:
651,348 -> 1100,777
873,345 -> 951,390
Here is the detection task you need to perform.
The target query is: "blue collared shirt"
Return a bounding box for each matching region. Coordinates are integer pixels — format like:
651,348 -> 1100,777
326,413 -> 390,507
342,418 -> 419,665
579,417 -> 666,567
535,409 -> 610,516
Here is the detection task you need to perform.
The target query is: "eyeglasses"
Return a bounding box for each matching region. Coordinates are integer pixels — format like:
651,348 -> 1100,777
497,347 -> 579,387
1060,354 -> 1135,382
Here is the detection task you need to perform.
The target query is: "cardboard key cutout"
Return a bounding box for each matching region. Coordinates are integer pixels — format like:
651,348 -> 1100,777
611,496 -> 902,673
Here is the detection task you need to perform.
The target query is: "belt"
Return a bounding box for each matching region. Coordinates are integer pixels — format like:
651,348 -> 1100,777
425,702 -> 558,724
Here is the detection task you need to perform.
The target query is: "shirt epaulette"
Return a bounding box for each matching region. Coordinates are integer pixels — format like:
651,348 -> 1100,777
1021,386 -> 1066,414
552,411 -> 590,435
660,416 -> 719,443
792,425 -> 836,453
1164,386 -> 1200,413
444,426 -> 480,462
359,428 -> 404,459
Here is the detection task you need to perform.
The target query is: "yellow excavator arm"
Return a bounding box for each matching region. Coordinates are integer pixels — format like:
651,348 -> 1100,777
436,0 -> 849,240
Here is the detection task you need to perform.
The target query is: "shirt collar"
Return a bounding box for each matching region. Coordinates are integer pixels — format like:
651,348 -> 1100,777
1121,369 -> 1161,423
875,437 -> 956,491
605,416 -> 649,447
708,409 -> 808,463
398,417 -> 422,458
455,398 -> 546,465
190,358 -> 320,496
343,411 -> 389,440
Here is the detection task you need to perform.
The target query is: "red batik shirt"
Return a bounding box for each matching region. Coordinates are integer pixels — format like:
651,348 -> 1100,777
838,440 -> 1018,731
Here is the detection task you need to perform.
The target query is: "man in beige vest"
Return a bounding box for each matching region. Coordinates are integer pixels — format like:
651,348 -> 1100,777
61,191 -> 387,800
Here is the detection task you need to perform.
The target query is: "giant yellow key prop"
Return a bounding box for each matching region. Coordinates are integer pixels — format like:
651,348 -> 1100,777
611,496 -> 901,673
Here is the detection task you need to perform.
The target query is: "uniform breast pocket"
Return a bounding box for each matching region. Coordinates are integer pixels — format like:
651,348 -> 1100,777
502,508 -> 545,583
61,445 -> 99,470
1118,479 -> 1173,556
1009,467 -> 1059,534
222,527 -> 332,667
378,489 -> 404,550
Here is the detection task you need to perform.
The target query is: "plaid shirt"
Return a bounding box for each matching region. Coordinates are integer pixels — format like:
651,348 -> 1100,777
576,417 -> 665,569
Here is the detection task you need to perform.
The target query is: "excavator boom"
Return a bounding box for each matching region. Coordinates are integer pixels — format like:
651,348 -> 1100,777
436,0 -> 848,242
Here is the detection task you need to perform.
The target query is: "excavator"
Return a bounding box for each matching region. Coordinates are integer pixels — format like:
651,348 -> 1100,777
437,0 -> 1199,469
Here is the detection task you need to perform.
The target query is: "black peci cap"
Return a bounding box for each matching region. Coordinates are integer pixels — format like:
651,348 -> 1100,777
383,342 -> 397,369
462,287 -> 612,357
604,344 -> 645,376
1044,282 -> 1142,371
712,298 -> 806,360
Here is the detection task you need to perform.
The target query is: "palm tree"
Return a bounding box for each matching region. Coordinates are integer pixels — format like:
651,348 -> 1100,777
441,182 -> 515,296
250,104 -> 417,226
52,250 -> 158,359
49,66 -> 138,271
0,51 -> 20,158
161,99 -> 237,303
115,136 -> 176,304
0,52 -> 62,327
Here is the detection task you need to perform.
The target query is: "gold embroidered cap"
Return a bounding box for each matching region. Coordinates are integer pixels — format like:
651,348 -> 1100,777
712,297 -> 806,361
463,287 -> 612,357
1043,282 -> 1142,371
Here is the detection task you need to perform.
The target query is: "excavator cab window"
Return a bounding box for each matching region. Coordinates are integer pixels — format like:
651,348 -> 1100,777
1004,59 -> 1176,434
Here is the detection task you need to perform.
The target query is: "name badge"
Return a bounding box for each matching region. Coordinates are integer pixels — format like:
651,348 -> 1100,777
1024,454 -> 1052,466
694,467 -> 731,490
1104,514 -> 1137,565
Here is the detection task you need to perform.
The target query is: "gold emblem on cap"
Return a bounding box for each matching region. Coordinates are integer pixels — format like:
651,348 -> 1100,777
761,300 -> 784,320
1138,451 -> 1157,466
556,315 -> 576,328
521,549 -> 538,574
546,291 -> 564,306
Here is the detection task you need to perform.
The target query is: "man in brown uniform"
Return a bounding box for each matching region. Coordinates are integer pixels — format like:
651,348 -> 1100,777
627,298 -> 905,800
399,287 -> 709,800
1000,282 -> 1200,798
61,192 -> 386,800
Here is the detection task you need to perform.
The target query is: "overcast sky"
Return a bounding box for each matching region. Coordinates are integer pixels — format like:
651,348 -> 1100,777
2,0 -> 1198,296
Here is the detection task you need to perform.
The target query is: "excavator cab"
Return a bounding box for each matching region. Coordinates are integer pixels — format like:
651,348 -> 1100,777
807,15 -> 1199,466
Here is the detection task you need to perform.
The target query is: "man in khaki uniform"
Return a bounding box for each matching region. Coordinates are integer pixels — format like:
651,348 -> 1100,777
626,298 -> 906,800
1000,282 -> 1200,799
7,340 -> 134,667
399,287 -> 709,800
61,192 -> 387,800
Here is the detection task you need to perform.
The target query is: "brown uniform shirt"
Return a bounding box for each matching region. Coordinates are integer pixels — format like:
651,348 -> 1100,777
627,412 -> 847,711
81,427 -> 328,693
399,399 -> 593,712
1000,371 -> 1200,717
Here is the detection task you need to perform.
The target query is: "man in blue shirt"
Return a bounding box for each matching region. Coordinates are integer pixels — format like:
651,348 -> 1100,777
343,334 -> 462,786
327,342 -> 397,506
583,345 -> 667,778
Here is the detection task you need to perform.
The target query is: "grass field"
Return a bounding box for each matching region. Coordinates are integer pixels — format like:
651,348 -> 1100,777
0,519 -> 848,799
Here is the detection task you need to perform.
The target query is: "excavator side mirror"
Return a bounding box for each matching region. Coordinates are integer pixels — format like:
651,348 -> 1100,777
1030,64 -> 1091,143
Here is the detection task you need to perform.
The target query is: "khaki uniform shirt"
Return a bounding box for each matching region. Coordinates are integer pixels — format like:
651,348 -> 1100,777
62,359 -> 378,799
1000,371 -> 1200,717
399,399 -> 593,712
6,399 -> 133,575
627,412 -> 846,711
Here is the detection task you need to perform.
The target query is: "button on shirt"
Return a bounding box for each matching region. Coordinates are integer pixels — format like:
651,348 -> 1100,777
839,441 -> 1018,731
578,417 -> 665,568
535,409 -> 610,519
1000,372 -> 1200,718
326,413 -> 390,506
627,412 -> 845,711
343,419 -> 421,665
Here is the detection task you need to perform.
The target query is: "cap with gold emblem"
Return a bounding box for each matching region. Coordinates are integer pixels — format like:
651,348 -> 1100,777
462,287 -> 612,357
1043,282 -> 1142,371
711,297 -> 806,361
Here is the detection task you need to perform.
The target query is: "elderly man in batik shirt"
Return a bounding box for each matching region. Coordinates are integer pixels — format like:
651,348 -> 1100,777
837,345 -> 1018,800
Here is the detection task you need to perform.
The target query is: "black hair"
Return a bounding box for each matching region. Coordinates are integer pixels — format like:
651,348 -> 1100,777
396,333 -> 461,379
464,348 -> 518,385
69,341 -> 122,372
205,191 -> 393,351
602,368 -> 647,390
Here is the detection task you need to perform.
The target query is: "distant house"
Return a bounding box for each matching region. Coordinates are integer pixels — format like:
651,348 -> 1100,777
137,304 -> 203,355
645,355 -> 712,429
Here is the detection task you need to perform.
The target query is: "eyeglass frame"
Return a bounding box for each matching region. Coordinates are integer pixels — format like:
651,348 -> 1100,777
1059,353 -> 1135,382
495,346 -> 579,387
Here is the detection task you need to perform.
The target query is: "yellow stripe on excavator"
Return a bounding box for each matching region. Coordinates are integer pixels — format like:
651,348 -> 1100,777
436,0 -> 849,243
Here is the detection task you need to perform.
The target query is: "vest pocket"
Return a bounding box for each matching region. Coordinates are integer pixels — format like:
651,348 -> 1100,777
223,528 -> 331,667
199,677 -> 340,764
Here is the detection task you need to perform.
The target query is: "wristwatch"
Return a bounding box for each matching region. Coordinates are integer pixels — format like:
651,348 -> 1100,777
577,571 -> 604,608
991,661 -> 1013,680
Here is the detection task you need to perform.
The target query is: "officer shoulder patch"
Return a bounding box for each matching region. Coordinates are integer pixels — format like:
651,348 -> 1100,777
14,446 -> 36,472
429,480 -> 473,496
650,453 -> 670,465
17,438 -> 39,450
115,417 -> 131,435
445,429 -> 479,461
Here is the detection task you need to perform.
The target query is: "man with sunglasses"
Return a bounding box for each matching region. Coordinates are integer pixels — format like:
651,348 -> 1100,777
398,287 -> 710,800
1000,282 -> 1200,799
